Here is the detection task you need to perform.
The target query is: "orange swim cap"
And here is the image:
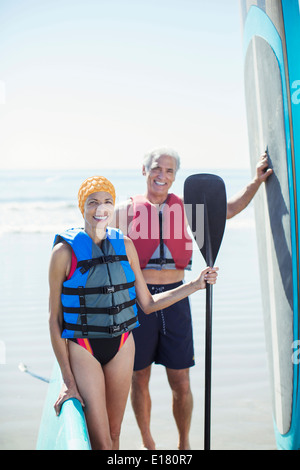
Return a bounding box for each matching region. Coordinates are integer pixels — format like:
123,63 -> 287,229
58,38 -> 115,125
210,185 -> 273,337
78,176 -> 116,216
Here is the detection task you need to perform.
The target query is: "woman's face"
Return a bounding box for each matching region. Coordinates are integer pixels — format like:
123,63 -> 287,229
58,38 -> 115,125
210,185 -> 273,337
84,191 -> 114,231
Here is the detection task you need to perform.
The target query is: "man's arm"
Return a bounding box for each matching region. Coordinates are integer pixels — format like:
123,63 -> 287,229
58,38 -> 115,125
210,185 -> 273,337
226,152 -> 273,219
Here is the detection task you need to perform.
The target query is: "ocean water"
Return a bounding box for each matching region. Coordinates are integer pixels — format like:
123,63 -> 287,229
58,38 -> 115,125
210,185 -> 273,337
0,168 -> 276,450
0,167 -> 253,235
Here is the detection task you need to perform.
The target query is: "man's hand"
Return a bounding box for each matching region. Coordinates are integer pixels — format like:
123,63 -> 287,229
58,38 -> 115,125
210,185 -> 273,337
255,151 -> 273,184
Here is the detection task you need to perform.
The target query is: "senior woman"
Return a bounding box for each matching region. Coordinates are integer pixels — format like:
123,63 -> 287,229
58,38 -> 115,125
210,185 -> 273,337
48,176 -> 218,450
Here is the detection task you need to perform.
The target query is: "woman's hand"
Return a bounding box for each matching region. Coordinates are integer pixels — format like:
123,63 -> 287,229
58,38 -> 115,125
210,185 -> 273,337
193,266 -> 219,290
54,380 -> 85,416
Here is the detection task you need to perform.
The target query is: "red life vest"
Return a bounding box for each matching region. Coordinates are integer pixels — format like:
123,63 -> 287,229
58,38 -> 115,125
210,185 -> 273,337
128,193 -> 193,270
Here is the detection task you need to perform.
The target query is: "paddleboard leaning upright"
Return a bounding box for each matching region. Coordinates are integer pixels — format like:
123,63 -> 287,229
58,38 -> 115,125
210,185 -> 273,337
240,0 -> 300,450
36,362 -> 91,450
184,174 -> 227,450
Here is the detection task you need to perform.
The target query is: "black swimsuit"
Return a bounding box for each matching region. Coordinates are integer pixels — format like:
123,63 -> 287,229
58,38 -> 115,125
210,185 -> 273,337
68,333 -> 130,366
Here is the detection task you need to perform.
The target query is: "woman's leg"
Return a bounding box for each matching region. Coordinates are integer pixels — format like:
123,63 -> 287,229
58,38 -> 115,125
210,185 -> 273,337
103,333 -> 135,450
68,340 -> 112,450
68,334 -> 135,450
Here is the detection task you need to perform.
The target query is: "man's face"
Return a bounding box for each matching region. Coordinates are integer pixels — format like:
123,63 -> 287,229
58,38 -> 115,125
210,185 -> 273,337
143,154 -> 177,199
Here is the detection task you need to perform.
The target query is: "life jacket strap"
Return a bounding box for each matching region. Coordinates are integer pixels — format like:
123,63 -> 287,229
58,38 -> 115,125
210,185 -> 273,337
78,285 -> 88,335
62,281 -> 135,296
63,315 -> 138,336
148,258 -> 192,267
63,298 -> 136,315
77,255 -> 128,274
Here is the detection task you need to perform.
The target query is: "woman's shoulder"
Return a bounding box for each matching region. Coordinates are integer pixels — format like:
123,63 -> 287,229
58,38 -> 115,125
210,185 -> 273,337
123,235 -> 134,250
51,239 -> 72,265
50,240 -> 73,281
123,235 -> 138,262
53,238 -> 72,253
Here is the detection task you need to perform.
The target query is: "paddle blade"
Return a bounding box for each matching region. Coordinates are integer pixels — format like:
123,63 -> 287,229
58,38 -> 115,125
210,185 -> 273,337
184,174 -> 227,265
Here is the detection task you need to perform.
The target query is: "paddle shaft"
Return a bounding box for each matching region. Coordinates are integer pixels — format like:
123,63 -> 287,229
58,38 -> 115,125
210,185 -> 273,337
183,173 -> 227,451
204,283 -> 213,450
203,195 -> 213,450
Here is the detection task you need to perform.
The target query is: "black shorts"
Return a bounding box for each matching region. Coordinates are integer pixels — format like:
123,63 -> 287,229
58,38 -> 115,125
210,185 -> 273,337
133,281 -> 195,371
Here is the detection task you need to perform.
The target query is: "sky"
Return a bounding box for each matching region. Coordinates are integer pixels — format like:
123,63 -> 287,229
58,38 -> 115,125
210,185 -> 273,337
0,0 -> 251,170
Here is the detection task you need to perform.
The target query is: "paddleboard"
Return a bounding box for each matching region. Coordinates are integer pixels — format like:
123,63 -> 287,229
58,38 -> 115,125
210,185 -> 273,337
36,362 -> 91,450
240,0 -> 300,450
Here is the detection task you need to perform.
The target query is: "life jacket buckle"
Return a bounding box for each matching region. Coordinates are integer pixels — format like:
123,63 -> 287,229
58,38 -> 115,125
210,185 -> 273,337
109,305 -> 121,315
78,286 -> 86,306
109,325 -> 121,334
82,324 -> 88,336
105,286 -> 115,294
79,259 -> 93,274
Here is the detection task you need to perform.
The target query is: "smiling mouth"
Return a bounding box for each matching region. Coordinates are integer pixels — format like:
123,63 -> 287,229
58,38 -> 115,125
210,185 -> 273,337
154,180 -> 166,186
93,215 -> 108,221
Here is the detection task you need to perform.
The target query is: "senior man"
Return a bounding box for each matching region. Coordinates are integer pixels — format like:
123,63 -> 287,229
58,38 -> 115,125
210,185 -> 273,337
113,147 -> 272,450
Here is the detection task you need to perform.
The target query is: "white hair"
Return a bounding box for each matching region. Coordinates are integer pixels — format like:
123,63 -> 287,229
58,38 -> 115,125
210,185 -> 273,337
143,147 -> 181,172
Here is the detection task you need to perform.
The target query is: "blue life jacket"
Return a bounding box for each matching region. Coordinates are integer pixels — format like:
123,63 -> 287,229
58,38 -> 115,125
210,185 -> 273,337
53,227 -> 139,339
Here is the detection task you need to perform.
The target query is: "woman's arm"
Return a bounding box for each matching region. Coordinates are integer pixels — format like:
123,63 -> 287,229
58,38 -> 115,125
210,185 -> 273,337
48,242 -> 84,415
124,237 -> 218,314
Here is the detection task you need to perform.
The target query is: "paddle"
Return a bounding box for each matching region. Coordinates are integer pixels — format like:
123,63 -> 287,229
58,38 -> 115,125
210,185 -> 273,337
184,174 -> 227,450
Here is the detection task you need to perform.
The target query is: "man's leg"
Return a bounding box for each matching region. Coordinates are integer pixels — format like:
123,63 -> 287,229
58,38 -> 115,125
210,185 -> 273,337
166,367 -> 193,450
131,365 -> 156,450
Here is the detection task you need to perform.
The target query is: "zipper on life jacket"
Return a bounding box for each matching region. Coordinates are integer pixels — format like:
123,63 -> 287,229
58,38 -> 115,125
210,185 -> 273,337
105,260 -> 129,333
159,210 -> 166,265
106,263 -> 115,308
78,286 -> 88,336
